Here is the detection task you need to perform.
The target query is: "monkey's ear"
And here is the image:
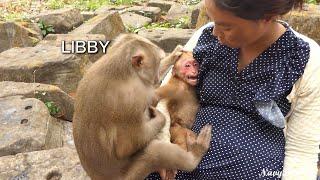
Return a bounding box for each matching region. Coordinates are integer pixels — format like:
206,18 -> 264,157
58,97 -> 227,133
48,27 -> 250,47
131,52 -> 144,68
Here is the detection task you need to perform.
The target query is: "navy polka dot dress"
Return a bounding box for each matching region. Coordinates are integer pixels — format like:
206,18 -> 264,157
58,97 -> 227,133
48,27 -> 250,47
146,23 -> 310,180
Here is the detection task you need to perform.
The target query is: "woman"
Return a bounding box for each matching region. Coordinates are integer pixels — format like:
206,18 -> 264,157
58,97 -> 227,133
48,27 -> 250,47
147,0 -> 320,179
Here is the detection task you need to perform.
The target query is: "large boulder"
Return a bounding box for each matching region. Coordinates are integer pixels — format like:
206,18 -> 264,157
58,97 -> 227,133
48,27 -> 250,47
0,45 -> 90,93
138,28 -> 195,52
166,4 -> 190,24
0,81 -> 74,121
0,147 -> 89,180
127,6 -> 161,22
190,1 -> 204,28
33,8 -> 84,33
195,1 -> 210,29
121,12 -> 152,29
147,0 -> 176,12
37,33 -> 106,63
71,11 -> 125,40
0,21 -> 41,53
0,96 -> 50,157
95,5 -> 128,14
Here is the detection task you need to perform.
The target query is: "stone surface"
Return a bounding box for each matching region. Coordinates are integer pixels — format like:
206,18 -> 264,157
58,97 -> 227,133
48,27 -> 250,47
0,45 -> 90,93
147,0 -> 176,12
282,6 -> 320,45
138,28 -> 195,52
190,1 -> 203,28
127,6 -> 161,22
166,4 -> 190,23
33,8 -> 84,33
121,12 -> 152,28
95,5 -> 128,14
81,11 -> 97,21
195,0 -> 210,29
0,96 -> 49,157
0,147 -> 89,180
0,81 -> 74,121
45,118 -> 75,149
37,33 -> 106,63
0,21 -> 41,53
71,11 -> 125,41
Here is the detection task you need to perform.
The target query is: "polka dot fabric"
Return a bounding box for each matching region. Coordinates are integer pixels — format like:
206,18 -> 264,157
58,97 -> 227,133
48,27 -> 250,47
146,23 -> 310,180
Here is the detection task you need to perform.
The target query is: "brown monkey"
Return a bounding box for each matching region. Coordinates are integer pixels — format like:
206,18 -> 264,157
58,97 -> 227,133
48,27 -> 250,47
156,51 -> 200,151
73,34 -> 212,180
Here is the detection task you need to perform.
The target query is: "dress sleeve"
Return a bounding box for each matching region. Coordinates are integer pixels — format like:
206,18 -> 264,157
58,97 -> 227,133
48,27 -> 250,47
282,35 -> 320,180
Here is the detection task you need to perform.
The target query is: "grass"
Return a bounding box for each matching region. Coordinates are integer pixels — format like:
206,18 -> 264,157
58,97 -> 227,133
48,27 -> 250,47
45,0 -> 146,11
127,16 -> 190,33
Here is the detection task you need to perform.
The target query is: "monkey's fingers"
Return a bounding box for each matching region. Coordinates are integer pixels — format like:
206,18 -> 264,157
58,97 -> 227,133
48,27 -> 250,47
186,131 -> 196,151
197,124 -> 212,149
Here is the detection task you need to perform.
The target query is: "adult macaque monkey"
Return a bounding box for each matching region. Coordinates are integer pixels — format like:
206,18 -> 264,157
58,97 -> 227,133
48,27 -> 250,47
73,34 -> 212,180
156,51 -> 199,150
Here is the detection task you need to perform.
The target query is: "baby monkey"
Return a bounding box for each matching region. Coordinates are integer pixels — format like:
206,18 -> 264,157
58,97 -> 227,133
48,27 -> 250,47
156,50 -> 199,151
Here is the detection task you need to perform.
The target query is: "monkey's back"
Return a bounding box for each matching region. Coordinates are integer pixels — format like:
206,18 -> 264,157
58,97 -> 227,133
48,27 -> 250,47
72,55 -> 150,178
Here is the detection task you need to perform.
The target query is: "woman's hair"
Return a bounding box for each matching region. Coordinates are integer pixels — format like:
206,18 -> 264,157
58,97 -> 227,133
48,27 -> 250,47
214,0 -> 304,20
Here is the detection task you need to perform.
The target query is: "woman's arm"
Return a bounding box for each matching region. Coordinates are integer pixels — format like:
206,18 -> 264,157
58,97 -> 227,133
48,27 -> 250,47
282,31 -> 320,179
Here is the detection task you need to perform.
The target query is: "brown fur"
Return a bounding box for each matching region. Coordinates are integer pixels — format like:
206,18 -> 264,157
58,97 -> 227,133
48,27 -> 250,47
156,51 -> 200,151
73,34 -> 211,180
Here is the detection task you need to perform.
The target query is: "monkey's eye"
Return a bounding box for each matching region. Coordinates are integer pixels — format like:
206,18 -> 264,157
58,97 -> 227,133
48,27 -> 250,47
185,64 -> 191,68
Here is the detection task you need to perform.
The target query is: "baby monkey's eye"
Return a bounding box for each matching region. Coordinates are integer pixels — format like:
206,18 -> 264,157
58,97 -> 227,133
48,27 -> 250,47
185,64 -> 191,67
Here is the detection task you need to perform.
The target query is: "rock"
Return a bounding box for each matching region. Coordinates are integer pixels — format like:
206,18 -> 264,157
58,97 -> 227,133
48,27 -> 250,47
33,8 -> 84,33
61,120 -> 75,148
121,12 -> 152,29
0,45 -> 90,93
138,28 -> 195,52
0,81 -> 74,121
37,33 -> 106,63
95,5 -> 128,14
42,118 -> 74,149
190,1 -> 203,28
81,11 -> 97,21
71,11 -> 125,41
0,21 -> 41,53
195,1 -> 210,29
17,21 -> 43,40
0,147 -> 89,180
282,5 -> 320,45
127,6 -> 161,22
0,96 -> 49,157
147,0 -> 176,12
166,4 -> 190,24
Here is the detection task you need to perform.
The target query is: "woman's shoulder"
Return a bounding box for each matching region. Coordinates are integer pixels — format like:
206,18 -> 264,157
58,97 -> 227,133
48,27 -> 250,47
287,24 -> 320,100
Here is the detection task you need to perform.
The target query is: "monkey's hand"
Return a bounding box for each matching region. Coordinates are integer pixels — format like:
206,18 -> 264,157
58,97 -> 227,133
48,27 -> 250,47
158,169 -> 177,180
187,124 -> 212,158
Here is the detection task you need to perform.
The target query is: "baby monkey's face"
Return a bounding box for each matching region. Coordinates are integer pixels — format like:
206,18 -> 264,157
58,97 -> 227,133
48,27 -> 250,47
175,52 -> 199,86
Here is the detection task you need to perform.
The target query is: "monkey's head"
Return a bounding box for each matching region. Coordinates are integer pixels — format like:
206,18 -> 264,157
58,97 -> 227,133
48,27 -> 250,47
128,35 -> 166,86
173,51 -> 199,86
109,34 -> 166,86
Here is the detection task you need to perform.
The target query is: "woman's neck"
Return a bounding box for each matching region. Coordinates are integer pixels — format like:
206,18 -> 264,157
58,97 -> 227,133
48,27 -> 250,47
242,21 -> 286,54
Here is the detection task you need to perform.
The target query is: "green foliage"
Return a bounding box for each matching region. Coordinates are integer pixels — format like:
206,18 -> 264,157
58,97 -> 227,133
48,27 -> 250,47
44,0 -> 146,11
44,101 -> 60,116
46,0 -> 66,9
37,20 -> 55,36
34,91 -> 60,116
184,0 -> 202,5
127,16 -> 190,34
307,0 -> 319,4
